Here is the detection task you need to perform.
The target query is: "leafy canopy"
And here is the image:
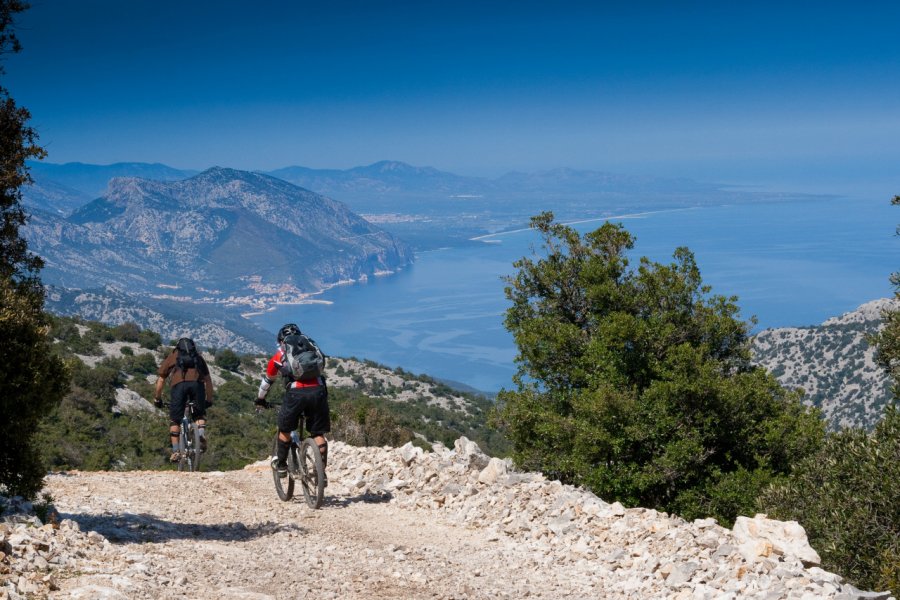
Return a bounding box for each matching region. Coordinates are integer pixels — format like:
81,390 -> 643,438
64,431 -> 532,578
492,212 -> 823,523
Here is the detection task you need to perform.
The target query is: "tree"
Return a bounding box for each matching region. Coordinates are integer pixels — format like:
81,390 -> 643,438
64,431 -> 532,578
215,347 -> 242,372
491,212 -> 823,524
0,1 -> 69,498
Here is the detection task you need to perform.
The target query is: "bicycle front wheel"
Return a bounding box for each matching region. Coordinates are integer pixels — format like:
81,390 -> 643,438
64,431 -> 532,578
272,434 -> 294,501
299,438 -> 325,509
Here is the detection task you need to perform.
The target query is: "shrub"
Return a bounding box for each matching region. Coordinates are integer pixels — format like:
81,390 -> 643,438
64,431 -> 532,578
760,406 -> 900,592
137,329 -> 161,350
215,348 -> 241,372
331,400 -> 413,447
111,322 -> 140,342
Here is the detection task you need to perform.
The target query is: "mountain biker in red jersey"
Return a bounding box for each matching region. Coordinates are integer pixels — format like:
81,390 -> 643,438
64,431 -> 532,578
256,323 -> 330,482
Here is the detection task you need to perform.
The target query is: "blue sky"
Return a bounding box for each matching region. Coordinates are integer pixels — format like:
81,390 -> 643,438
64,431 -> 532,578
7,1 -> 900,195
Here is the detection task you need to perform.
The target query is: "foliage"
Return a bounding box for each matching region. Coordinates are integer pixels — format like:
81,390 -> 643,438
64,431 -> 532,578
0,279 -> 70,496
331,396 -> 414,447
215,347 -> 241,371
491,212 -> 824,524
760,406 -> 900,592
0,1 -> 70,499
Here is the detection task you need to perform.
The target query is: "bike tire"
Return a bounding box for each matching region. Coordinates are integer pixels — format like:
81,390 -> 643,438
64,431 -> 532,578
177,423 -> 190,472
299,438 -> 325,509
272,434 -> 294,501
191,425 -> 202,472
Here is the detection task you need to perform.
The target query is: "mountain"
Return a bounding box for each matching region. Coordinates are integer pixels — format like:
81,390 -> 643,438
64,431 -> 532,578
20,178 -> 92,216
24,167 -> 413,349
26,161 -> 198,198
267,160 -> 489,200
752,298 -> 896,430
26,167 -> 412,296
266,161 -> 718,201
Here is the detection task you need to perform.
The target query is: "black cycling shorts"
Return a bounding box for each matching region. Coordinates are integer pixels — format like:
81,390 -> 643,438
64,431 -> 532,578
278,384 -> 330,436
169,380 -> 207,424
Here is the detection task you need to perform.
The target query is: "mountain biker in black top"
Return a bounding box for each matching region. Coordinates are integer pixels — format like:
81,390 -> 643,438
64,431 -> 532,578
256,323 -> 330,482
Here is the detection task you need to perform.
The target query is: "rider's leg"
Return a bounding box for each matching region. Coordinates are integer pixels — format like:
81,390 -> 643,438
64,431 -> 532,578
169,382 -> 188,460
276,431 -> 291,468
169,424 -> 180,453
313,435 -> 328,468
276,389 -> 303,469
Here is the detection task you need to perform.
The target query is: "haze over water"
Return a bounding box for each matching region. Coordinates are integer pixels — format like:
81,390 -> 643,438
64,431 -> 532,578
251,196 -> 897,393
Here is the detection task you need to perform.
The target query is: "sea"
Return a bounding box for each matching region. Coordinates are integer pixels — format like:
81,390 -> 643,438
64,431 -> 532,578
249,196 -> 897,393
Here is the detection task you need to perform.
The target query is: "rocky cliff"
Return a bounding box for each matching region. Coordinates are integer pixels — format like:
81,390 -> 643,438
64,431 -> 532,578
752,298 -> 897,430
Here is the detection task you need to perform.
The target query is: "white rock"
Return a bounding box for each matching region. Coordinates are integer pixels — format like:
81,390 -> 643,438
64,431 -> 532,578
733,515 -> 821,566
477,457 -> 509,485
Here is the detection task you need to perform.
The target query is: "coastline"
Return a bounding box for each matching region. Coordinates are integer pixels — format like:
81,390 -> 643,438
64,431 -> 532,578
469,206 -> 701,241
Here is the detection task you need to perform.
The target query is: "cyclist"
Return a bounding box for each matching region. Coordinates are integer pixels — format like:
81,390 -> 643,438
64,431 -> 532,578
154,337 -> 215,462
256,323 -> 330,482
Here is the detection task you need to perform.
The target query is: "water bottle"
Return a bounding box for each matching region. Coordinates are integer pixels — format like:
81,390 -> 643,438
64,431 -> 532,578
290,431 -> 300,448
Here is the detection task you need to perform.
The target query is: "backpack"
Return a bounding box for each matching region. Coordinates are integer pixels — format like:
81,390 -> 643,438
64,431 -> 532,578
175,337 -> 205,375
280,333 -> 323,381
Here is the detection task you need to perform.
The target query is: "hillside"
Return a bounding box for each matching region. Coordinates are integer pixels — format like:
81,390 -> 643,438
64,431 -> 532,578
23,167 -> 414,350
752,298 -> 897,430
1,441 -> 892,599
38,316 -> 504,475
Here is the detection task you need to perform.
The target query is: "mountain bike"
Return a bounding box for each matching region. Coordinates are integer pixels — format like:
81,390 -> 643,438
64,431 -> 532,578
269,415 -> 326,509
168,400 -> 203,472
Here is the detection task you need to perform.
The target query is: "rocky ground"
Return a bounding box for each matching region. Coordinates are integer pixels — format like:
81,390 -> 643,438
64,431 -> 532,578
1,439 -> 895,600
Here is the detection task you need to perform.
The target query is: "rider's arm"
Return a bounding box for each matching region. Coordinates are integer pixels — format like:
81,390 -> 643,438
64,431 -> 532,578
154,352 -> 175,401
199,356 -> 214,403
257,352 -> 282,401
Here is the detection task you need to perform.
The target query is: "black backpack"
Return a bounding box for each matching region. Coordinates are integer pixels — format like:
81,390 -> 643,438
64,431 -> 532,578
280,333 -> 323,381
175,338 -> 206,375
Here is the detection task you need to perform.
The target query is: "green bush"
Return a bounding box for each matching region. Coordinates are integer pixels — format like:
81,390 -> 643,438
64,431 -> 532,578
761,406 -> 900,592
215,347 -> 241,372
137,329 -> 162,350
492,213 -> 824,524
331,399 -> 413,447
111,322 -> 140,342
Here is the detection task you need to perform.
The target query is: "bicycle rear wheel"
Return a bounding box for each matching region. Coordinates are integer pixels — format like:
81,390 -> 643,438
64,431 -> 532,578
299,438 -> 325,509
190,425 -> 202,472
177,423 -> 190,472
272,434 -> 294,501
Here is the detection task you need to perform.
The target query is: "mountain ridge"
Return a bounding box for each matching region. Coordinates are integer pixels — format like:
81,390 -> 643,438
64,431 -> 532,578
24,167 -> 414,350
752,297 -> 896,430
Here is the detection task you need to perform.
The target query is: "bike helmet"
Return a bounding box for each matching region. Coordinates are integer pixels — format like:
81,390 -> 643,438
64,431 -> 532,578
277,323 -> 300,343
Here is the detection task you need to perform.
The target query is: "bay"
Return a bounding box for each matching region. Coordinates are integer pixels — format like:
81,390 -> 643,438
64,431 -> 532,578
250,196 -> 897,393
